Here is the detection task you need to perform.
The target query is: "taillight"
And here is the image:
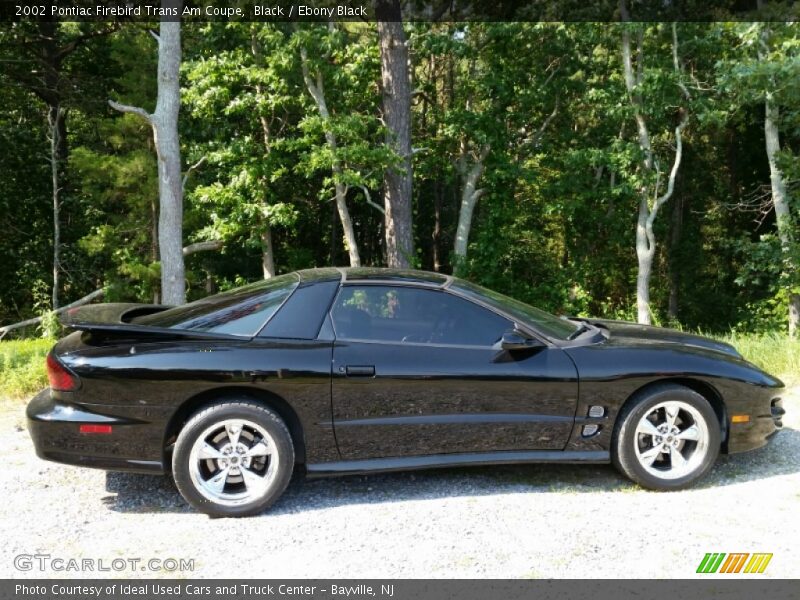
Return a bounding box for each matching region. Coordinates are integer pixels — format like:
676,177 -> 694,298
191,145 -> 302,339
46,353 -> 78,391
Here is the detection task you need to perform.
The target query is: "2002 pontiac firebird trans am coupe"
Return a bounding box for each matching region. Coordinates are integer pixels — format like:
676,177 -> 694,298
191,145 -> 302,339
28,268 -> 785,516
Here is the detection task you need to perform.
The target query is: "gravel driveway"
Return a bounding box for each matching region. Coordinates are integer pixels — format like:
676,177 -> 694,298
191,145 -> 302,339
1,389 -> 798,579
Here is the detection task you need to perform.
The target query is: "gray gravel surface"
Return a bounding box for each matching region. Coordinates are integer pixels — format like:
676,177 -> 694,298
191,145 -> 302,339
1,389 -> 798,579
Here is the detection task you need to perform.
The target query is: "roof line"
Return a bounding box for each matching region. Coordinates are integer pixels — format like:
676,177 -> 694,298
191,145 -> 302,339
334,267 -> 347,283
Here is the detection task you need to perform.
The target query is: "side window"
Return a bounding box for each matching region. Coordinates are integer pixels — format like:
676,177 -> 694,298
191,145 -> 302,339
331,286 -> 511,347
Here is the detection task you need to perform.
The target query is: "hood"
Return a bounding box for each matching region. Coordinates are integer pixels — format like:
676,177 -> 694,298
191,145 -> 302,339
586,319 -> 742,358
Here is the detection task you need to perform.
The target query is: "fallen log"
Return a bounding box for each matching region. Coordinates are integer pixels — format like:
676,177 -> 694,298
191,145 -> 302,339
1,239 -> 223,340
0,288 -> 104,340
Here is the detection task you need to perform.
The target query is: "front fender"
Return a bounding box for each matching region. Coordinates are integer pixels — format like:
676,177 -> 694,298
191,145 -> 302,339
561,344 -> 783,453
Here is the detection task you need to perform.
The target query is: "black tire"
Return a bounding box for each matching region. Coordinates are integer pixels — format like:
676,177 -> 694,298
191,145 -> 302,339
172,399 -> 294,517
612,383 -> 721,490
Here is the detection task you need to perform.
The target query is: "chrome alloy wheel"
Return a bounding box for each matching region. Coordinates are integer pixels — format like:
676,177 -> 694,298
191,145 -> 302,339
633,401 -> 710,480
188,419 -> 279,506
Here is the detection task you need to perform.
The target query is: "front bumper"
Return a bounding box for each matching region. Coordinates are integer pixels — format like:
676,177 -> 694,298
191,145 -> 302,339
726,396 -> 784,454
26,389 -> 165,474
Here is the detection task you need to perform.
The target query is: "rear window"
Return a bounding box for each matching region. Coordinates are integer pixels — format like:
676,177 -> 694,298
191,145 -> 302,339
133,274 -> 298,336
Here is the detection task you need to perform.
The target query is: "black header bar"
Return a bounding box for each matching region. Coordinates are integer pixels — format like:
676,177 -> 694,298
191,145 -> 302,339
1,0 -> 799,22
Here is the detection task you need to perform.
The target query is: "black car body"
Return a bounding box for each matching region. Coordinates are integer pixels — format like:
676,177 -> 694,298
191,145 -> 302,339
28,268 -> 785,516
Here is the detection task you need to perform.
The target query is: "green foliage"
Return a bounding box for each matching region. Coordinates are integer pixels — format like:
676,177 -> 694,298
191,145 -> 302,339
37,312 -> 60,340
0,339 -> 52,399
716,332 -> 800,386
1,21 -> 799,335
29,281 -> 61,339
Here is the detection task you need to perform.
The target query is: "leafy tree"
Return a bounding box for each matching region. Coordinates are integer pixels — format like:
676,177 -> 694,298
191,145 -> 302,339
0,21 -> 117,309
110,10 -> 186,305
620,19 -> 692,325
292,23 -> 394,267
183,23 -> 300,279
717,21 -> 800,336
2,19 -> 800,340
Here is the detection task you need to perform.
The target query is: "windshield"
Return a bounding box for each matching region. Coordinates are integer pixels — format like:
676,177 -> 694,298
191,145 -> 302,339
133,273 -> 298,336
450,279 -> 580,340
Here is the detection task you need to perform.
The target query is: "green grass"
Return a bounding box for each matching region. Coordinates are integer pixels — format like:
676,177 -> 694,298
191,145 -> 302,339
0,338 -> 53,399
0,332 -> 797,402
716,332 -> 800,387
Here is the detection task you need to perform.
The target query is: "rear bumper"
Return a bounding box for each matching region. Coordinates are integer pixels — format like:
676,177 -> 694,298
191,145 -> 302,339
26,389 -> 165,474
726,397 -> 784,454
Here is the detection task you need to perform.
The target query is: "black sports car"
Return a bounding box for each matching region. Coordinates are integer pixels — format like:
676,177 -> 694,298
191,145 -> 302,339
28,268 -> 785,516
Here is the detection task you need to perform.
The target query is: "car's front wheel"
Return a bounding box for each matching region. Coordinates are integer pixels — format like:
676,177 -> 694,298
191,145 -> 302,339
172,400 -> 294,517
612,384 -> 720,490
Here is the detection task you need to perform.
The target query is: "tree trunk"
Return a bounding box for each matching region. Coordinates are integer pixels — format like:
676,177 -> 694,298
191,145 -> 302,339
261,227 -> 275,279
299,46 -> 361,267
252,31 -> 279,280
621,19 -> 689,325
47,105 -> 65,310
151,196 -> 160,304
432,181 -> 442,272
205,271 -> 215,295
109,9 -> 185,304
791,294 -> 800,339
667,194 -> 683,321
376,3 -> 414,268
8,22 -> 115,309
635,197 -> 654,324
152,17 -> 185,305
453,145 -> 490,265
39,21 -> 69,311
108,8 -> 185,304
759,23 -> 799,337
764,95 -> 799,336
334,181 -> 360,267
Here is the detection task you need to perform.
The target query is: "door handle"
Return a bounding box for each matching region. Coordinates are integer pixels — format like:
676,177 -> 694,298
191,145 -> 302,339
345,365 -> 375,377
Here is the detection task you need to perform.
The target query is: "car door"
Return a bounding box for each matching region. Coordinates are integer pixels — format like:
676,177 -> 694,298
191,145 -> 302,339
330,284 -> 579,459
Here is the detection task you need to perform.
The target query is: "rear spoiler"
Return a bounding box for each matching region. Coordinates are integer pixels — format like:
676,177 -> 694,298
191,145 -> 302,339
67,322 -> 248,341
60,303 -> 246,341
60,303 -> 170,327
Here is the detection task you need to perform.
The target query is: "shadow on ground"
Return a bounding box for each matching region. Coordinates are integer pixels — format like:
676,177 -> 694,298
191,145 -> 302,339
104,426 -> 800,516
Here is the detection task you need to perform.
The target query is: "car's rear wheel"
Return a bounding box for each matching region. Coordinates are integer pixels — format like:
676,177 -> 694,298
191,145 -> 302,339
612,384 -> 720,490
172,400 -> 294,517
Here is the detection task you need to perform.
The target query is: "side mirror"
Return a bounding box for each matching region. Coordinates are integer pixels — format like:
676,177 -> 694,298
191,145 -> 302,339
500,329 -> 542,350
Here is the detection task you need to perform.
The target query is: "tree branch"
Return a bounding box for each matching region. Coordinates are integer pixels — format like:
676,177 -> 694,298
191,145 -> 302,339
53,25 -> 120,63
621,11 -> 653,171
108,99 -> 152,124
647,24 -> 690,228
182,156 -> 206,191
182,240 -> 223,256
672,23 -> 692,102
357,185 -> 385,214
528,97 -> 559,147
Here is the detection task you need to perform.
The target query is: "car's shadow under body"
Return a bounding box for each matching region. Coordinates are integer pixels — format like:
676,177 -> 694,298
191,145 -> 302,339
103,425 -> 800,517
